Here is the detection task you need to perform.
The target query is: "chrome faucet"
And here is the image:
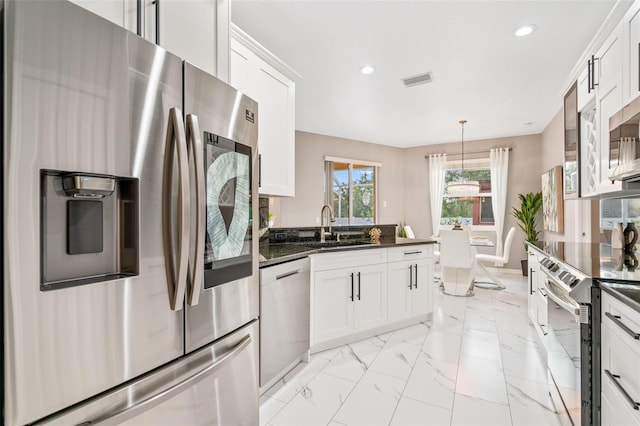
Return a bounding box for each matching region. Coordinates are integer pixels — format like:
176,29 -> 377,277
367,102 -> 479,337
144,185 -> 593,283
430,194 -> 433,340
320,204 -> 335,243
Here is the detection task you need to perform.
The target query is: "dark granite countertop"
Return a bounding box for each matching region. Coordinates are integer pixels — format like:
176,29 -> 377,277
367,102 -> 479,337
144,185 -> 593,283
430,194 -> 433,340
600,282 -> 640,314
259,238 -> 436,268
528,240 -> 640,312
528,241 -> 640,282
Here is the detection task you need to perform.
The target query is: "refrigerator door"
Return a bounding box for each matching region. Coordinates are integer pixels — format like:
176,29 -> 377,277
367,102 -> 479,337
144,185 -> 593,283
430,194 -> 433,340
4,2 -> 184,424
34,320 -> 259,426
183,63 -> 260,352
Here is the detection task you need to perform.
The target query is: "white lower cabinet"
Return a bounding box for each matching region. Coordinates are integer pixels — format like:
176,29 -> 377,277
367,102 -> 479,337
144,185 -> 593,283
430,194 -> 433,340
387,259 -> 432,323
601,291 -> 640,425
312,245 -> 433,349
527,246 -> 547,347
314,263 -> 387,343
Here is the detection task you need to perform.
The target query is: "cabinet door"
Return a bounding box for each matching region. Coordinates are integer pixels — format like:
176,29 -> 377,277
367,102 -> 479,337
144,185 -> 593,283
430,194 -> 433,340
595,23 -> 625,192
253,63 -> 296,196
230,42 -> 254,96
229,38 -> 296,197
527,250 -> 538,323
314,269 -> 354,344
411,261 -> 432,317
353,264 -> 387,332
68,0 -> 135,30
577,65 -> 594,113
158,1 -> 216,76
580,103 -> 599,197
597,81 -> 623,192
387,261 -> 413,323
624,2 -> 640,103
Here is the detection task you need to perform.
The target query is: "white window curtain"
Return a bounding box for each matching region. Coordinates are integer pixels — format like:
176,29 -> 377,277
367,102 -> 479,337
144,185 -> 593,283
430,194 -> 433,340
490,148 -> 509,265
428,154 -> 447,236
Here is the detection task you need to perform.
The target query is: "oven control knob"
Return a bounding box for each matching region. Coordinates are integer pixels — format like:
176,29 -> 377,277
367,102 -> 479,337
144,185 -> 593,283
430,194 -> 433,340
562,274 -> 575,284
558,271 -> 568,280
570,278 -> 581,286
550,264 -> 560,272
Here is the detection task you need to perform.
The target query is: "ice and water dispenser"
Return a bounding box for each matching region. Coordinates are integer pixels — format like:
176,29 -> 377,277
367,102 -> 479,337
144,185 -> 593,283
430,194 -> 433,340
40,170 -> 139,290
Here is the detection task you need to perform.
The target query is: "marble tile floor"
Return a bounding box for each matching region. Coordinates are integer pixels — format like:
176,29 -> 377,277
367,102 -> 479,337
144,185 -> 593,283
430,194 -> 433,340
259,271 -> 573,426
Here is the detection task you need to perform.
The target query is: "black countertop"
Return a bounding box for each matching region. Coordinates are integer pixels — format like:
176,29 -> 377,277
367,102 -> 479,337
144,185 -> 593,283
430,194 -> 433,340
259,238 -> 436,268
528,241 -> 640,283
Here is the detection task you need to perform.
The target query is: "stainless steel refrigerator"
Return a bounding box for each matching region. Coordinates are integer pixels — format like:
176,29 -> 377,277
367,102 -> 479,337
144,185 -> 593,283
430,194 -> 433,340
3,1 -> 260,424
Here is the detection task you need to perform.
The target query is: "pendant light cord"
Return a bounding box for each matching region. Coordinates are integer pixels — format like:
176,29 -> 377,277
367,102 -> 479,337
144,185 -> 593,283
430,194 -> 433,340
459,119 -> 467,178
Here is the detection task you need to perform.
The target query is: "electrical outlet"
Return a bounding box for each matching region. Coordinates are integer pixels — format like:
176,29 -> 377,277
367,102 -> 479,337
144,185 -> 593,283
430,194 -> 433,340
315,216 -> 320,224
383,200 -> 387,208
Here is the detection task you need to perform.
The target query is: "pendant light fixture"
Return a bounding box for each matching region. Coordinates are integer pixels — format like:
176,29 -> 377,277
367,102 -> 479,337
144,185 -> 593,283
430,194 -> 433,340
446,120 -> 480,197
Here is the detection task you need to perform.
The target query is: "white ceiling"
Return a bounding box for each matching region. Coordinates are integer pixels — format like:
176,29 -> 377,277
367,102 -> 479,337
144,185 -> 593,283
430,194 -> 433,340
232,0 -> 622,148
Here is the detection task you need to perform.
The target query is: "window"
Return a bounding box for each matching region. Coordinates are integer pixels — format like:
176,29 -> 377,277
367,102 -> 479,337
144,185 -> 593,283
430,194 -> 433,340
441,163 -> 494,226
325,157 -> 380,225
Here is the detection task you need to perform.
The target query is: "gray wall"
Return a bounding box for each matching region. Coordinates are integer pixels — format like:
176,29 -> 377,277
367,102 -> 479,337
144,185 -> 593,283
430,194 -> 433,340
403,134 -> 544,268
278,130 -> 546,270
541,108 -> 599,243
278,131 -> 406,227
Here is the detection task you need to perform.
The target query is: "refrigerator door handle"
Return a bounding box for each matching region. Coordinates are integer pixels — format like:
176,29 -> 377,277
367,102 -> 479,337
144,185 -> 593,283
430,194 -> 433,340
162,107 -> 190,311
185,114 -> 205,306
87,335 -> 253,425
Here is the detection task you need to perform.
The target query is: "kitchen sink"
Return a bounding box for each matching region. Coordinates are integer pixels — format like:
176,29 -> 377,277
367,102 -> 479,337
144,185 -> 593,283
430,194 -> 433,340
301,240 -> 373,250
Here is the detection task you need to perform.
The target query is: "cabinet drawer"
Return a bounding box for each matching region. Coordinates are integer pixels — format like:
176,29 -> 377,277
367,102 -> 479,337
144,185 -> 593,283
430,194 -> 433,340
311,248 -> 387,272
602,292 -> 640,356
387,245 -> 432,263
260,257 -> 310,283
602,323 -> 640,423
602,390 -> 640,426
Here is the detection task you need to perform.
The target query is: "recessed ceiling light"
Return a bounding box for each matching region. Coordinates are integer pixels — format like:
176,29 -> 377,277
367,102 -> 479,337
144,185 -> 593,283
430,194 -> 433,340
514,24 -> 537,37
360,65 -> 375,75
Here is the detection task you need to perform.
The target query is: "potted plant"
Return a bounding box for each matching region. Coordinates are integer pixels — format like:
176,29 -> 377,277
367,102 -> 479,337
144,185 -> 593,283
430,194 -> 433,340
511,192 -> 543,276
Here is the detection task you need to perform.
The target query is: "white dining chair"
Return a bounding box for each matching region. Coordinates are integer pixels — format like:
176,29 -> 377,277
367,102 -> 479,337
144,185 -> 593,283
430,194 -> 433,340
439,230 -> 475,297
404,225 -> 415,239
474,227 -> 516,290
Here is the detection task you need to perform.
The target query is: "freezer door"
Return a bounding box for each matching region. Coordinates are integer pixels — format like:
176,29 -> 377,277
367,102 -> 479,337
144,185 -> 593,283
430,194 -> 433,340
4,2 -> 184,424
183,63 -> 260,352
34,320 -> 259,426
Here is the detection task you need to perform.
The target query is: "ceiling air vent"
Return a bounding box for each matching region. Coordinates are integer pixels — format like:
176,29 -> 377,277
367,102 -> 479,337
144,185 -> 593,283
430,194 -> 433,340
402,72 -> 433,88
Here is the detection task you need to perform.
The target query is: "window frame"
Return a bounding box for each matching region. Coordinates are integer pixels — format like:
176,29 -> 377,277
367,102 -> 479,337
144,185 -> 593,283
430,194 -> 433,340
441,157 -> 496,230
324,156 -> 381,226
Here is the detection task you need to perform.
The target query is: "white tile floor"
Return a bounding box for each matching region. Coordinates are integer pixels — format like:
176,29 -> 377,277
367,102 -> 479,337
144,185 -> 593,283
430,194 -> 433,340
259,272 -> 572,426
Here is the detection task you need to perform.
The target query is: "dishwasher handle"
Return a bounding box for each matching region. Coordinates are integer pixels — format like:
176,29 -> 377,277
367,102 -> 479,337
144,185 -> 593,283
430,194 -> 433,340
276,270 -> 300,281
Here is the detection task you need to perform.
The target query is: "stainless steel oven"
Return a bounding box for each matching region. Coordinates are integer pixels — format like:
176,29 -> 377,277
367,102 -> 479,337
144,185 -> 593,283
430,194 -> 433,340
545,277 -> 583,425
539,255 -> 597,426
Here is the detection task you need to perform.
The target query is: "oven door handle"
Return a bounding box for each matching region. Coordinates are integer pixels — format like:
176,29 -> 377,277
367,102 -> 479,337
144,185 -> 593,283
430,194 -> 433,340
544,280 -> 580,317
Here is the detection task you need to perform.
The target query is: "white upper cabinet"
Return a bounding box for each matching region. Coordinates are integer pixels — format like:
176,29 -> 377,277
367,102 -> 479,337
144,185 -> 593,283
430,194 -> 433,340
160,1 -> 230,79
230,25 -> 299,197
623,1 -> 640,104
69,0 -> 230,81
68,0 -> 136,31
568,2 -> 639,197
577,65 -> 595,113
595,23 -> 625,194
155,0 -> 230,80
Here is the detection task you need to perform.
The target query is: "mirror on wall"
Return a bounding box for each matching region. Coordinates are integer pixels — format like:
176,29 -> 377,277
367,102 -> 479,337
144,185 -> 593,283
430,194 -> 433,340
564,82 -> 580,199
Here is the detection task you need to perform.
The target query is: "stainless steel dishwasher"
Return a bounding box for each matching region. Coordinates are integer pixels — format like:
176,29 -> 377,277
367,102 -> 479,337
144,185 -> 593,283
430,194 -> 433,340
259,257 -> 311,390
